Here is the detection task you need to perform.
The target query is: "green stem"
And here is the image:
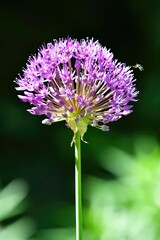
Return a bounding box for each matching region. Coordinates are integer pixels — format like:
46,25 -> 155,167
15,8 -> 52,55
74,131 -> 82,240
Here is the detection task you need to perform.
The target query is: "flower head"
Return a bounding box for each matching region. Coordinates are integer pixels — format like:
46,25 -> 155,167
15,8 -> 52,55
15,38 -> 138,139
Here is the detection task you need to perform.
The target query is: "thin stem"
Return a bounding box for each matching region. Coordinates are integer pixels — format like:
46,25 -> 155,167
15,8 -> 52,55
74,131 -> 82,240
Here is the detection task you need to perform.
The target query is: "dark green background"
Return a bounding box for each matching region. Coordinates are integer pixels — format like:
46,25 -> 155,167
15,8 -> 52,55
0,0 -> 160,231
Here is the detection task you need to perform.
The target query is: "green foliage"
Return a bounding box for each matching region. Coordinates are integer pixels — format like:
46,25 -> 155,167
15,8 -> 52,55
0,180 -> 35,240
35,227 -> 94,240
84,136 -> 160,240
35,228 -> 75,240
33,135 -> 160,240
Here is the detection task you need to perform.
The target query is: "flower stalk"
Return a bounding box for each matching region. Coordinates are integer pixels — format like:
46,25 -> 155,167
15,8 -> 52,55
74,131 -> 82,240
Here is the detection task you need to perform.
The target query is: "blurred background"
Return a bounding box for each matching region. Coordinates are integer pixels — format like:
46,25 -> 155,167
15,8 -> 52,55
0,0 -> 160,239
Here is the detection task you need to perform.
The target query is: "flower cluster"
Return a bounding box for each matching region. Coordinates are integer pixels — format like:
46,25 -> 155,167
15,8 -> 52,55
15,38 -> 138,138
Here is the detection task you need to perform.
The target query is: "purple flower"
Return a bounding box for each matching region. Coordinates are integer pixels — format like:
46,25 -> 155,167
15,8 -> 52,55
15,38 -> 138,138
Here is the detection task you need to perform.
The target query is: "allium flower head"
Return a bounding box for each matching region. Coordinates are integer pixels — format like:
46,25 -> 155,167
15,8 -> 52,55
15,38 -> 138,139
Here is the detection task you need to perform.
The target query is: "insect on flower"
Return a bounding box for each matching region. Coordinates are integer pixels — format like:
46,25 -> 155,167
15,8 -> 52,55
15,38 -> 139,142
132,63 -> 144,71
